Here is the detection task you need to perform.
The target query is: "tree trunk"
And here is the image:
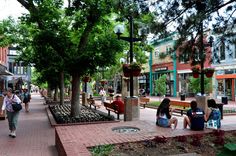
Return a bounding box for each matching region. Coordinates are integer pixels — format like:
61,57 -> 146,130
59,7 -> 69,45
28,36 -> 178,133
71,73 -> 81,118
59,71 -> 65,105
47,83 -> 52,98
54,86 -> 58,102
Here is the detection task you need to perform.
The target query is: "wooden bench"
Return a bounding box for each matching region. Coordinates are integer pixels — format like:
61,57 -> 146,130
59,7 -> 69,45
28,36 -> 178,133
87,98 -> 100,110
104,102 -> 123,119
139,97 -> 150,108
170,100 -> 190,116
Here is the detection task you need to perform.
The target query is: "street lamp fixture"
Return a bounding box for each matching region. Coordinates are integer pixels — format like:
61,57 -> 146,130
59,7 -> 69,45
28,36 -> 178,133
114,16 -> 143,97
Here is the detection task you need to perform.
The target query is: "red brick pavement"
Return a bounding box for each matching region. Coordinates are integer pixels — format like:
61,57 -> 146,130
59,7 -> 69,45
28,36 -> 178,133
0,93 -> 57,156
56,119 -> 236,156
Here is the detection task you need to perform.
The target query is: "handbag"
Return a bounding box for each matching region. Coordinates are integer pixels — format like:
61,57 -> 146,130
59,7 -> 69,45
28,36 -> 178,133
11,95 -> 22,111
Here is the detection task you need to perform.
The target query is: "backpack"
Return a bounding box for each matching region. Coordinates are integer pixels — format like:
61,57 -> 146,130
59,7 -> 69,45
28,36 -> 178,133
207,108 -> 221,129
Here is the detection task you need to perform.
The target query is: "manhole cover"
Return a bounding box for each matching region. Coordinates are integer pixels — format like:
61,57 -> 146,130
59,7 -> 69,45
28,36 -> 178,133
112,126 -> 140,133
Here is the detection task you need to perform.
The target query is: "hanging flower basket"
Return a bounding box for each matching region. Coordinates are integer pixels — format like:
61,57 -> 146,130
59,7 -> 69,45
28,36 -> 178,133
122,64 -> 131,77
122,63 -> 142,77
130,62 -> 142,77
191,65 -> 200,78
192,72 -> 199,78
132,68 -> 141,76
82,76 -> 90,82
204,68 -> 215,78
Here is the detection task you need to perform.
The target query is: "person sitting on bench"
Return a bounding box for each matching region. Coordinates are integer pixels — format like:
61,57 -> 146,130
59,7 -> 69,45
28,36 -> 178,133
205,99 -> 221,129
111,95 -> 124,114
156,98 -> 178,129
183,100 -> 206,130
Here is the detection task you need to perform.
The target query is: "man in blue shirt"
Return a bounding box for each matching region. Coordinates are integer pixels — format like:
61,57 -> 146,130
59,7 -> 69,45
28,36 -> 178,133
184,100 -> 207,130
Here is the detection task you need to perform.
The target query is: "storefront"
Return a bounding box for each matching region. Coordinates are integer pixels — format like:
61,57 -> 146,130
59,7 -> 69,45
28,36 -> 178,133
215,72 -> 236,101
152,64 -> 175,97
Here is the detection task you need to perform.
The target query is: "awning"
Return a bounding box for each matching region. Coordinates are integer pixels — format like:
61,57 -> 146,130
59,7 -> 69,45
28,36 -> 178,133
216,74 -> 236,79
0,64 -> 14,76
0,69 -> 14,76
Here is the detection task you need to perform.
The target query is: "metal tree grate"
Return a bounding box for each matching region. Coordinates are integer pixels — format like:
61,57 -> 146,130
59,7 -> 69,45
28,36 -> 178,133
112,126 -> 140,133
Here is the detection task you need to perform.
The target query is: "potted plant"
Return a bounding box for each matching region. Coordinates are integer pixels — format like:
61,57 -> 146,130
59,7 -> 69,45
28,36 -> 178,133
191,65 -> 200,78
204,67 -> 215,78
122,64 -> 131,77
130,62 -> 142,76
82,76 -> 90,82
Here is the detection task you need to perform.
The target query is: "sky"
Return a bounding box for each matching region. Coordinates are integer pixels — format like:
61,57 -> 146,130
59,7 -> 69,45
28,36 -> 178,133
0,0 -> 28,20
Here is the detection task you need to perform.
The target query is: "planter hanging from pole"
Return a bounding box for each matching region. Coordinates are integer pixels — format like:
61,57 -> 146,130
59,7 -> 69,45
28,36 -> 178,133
205,71 -> 214,78
132,69 -> 141,76
123,64 -> 131,77
192,72 -> 199,78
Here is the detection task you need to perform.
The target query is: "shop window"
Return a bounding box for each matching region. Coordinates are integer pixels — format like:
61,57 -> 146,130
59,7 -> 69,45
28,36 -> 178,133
218,80 -> 223,95
9,62 -> 13,73
154,48 -> 159,58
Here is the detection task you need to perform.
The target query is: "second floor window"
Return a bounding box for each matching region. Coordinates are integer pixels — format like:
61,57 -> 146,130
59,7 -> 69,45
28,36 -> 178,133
219,43 -> 225,60
234,43 -> 236,59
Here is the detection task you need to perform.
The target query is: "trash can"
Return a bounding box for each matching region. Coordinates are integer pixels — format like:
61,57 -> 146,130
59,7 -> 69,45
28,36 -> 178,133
180,94 -> 185,101
222,97 -> 228,104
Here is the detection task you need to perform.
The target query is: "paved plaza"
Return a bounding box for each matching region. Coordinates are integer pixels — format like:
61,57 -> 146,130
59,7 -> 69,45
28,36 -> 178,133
0,94 -> 57,156
0,94 -> 236,156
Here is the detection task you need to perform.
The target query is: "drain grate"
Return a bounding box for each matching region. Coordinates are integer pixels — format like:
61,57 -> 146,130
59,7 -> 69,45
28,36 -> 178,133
112,126 -> 140,133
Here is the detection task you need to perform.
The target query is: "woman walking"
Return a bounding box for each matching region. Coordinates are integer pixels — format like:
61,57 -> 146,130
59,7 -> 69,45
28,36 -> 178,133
22,89 -> 31,112
0,88 -> 22,138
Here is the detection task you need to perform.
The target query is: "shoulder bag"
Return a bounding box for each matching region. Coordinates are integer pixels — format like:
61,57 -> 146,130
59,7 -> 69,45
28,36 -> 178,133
12,95 -> 22,112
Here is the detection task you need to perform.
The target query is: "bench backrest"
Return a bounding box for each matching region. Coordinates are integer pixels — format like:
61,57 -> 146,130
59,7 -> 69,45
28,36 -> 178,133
140,97 -> 150,103
170,101 -> 190,107
104,102 -> 117,110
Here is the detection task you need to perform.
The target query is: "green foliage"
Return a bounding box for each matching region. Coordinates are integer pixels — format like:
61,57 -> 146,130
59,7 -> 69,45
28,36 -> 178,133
155,74 -> 167,96
189,77 -> 212,94
149,101 -> 161,107
90,144 -> 114,156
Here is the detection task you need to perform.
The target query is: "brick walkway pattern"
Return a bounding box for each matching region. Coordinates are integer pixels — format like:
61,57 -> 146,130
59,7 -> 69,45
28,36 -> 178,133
0,94 -> 57,156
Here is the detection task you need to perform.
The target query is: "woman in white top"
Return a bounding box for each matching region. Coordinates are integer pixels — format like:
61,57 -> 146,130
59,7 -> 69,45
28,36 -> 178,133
0,88 -> 22,138
99,87 -> 106,104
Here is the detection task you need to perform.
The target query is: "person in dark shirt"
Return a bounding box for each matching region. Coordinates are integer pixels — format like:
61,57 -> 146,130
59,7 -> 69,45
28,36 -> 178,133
183,100 -> 206,130
156,98 -> 178,129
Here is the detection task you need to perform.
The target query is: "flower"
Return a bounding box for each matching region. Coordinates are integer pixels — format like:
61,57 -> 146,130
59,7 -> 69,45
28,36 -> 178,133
204,67 -> 215,72
191,65 -> 201,73
129,62 -> 142,70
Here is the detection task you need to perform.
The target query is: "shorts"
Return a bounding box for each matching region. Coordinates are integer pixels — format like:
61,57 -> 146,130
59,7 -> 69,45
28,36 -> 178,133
157,118 -> 169,127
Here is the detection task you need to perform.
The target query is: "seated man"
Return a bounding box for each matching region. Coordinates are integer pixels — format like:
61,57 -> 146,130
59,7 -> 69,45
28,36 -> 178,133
206,99 -> 221,129
112,95 -> 124,114
183,101 -> 206,131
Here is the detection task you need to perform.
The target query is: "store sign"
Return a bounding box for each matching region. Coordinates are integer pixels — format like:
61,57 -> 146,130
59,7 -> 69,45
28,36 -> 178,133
155,67 -> 168,72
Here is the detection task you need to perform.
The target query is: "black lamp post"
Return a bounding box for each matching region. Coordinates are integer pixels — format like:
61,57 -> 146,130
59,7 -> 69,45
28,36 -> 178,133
114,16 -> 142,97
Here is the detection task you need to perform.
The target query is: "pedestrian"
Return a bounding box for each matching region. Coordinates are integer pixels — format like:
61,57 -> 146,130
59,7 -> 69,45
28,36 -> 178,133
99,87 -> 106,104
22,89 -> 31,112
156,98 -> 178,129
0,88 -> 22,138
183,100 -> 206,131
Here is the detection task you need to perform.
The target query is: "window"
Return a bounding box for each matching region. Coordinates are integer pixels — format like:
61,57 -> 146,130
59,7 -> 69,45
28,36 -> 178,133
9,62 -> 13,73
154,49 -> 159,57
166,45 -> 172,53
219,43 -> 225,60
234,43 -> 236,59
